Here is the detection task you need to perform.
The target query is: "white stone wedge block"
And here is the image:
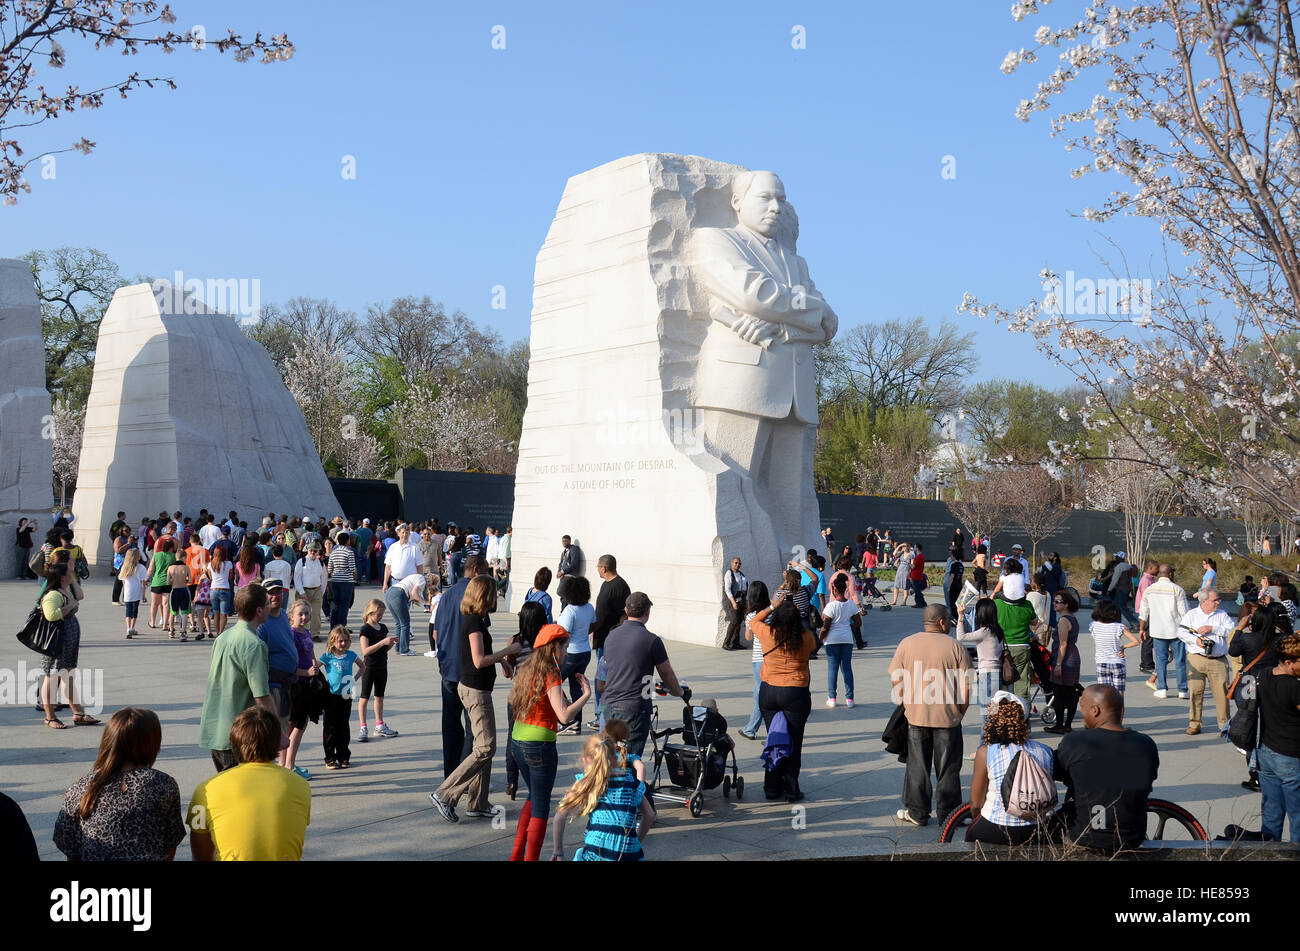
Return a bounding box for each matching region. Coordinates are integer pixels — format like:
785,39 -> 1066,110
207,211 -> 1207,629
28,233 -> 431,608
74,283 -> 342,565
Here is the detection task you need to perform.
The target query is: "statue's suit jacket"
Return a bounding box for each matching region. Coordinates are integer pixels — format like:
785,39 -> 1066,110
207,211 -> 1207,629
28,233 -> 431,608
691,225 -> 836,425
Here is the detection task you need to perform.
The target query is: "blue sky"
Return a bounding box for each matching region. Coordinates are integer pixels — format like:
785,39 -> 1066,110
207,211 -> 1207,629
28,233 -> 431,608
3,0 -> 1162,388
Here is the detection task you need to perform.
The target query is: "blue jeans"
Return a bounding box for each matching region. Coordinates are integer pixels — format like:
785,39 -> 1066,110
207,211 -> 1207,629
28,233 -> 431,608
825,643 -> 854,700
1152,637 -> 1187,692
604,706 -> 651,759
329,580 -> 354,628
1258,745 -> 1300,843
1116,592 -> 1139,629
210,588 -> 233,616
745,660 -> 763,734
561,650 -> 591,712
357,549 -> 370,584
977,669 -> 998,730
385,585 -> 412,653
514,739 -> 559,821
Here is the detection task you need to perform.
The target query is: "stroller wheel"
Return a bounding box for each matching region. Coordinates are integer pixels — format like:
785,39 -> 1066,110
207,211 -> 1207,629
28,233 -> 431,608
723,775 -> 732,798
734,776 -> 744,800
689,794 -> 704,818
1041,706 -> 1058,727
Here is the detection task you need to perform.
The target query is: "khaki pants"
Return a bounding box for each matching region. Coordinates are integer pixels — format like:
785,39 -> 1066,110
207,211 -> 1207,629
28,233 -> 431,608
434,684 -> 496,812
1187,652 -> 1230,730
302,586 -> 323,638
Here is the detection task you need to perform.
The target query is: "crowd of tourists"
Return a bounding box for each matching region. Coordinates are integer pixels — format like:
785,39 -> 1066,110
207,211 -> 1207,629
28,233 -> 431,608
5,508 -> 1299,861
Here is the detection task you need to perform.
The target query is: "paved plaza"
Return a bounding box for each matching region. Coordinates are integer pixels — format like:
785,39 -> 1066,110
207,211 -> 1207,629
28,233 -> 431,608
0,577 -> 1267,860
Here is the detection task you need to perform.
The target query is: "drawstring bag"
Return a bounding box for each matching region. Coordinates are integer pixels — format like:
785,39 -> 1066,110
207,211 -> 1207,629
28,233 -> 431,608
1000,745 -> 1057,820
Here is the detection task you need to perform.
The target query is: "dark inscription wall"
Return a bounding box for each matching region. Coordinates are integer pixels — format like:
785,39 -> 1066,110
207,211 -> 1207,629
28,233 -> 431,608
327,472 -> 1241,559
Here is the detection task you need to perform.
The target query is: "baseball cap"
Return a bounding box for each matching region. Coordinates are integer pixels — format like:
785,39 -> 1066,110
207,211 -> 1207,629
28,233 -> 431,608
260,578 -> 286,593
1012,544 -> 1024,551
533,623 -> 569,649
1115,550 -> 1127,559
363,518 -> 370,525
625,592 -> 653,617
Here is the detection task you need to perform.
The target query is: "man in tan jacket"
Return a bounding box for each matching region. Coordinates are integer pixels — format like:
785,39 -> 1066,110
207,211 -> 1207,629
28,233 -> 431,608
889,605 -> 971,826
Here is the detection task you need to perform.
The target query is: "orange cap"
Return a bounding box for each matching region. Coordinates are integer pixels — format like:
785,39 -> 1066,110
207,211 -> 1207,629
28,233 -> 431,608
533,623 -> 569,648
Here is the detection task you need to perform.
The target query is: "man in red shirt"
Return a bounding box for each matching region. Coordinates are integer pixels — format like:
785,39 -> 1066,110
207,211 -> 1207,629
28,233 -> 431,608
908,544 -> 928,608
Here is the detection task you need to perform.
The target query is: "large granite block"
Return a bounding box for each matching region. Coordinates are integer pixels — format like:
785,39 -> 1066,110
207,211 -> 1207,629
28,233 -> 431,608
0,259 -> 54,579
508,155 -> 837,645
74,283 -> 342,565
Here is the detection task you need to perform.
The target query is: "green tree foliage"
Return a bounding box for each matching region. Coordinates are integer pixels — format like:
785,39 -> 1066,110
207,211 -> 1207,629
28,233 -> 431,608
24,247 -> 123,412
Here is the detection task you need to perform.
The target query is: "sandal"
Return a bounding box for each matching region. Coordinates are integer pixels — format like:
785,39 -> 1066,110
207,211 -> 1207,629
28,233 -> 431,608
73,714 -> 102,726
45,717 -> 67,729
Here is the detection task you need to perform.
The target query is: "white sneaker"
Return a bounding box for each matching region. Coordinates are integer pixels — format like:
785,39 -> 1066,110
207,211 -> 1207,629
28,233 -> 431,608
1178,692 -> 1189,699
845,698 -> 855,709
357,725 -> 369,742
1153,689 -> 1168,698
825,698 -> 837,708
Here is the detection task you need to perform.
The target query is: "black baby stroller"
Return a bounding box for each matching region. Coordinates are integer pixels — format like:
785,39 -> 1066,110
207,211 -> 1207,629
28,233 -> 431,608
856,569 -> 891,611
648,703 -> 742,817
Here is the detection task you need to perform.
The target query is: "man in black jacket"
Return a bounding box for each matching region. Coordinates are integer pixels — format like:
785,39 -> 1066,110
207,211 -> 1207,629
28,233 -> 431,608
590,554 -> 630,729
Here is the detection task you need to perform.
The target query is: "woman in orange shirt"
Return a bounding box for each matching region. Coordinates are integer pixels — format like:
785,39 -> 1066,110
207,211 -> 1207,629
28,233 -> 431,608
748,592 -> 817,803
184,535 -> 208,636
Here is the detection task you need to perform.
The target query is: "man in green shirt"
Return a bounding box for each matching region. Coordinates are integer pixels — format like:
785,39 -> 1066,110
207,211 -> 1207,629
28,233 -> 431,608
199,584 -> 276,771
996,593 -> 1039,703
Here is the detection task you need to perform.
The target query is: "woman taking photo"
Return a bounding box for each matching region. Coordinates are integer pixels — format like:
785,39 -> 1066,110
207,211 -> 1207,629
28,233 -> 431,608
891,543 -> 913,607
956,598 -> 1005,732
39,560 -> 99,729
429,576 -> 522,824
1044,588 -> 1082,734
507,622 -> 592,860
748,591 -> 816,803
965,693 -> 1054,845
53,707 -> 185,860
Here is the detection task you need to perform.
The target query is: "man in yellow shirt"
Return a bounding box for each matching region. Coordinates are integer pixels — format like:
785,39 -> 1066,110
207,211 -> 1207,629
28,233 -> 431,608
188,706 -> 310,860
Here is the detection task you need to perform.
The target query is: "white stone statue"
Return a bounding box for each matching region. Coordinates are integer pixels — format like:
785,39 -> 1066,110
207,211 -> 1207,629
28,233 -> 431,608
508,154 -> 837,645
691,170 -> 837,573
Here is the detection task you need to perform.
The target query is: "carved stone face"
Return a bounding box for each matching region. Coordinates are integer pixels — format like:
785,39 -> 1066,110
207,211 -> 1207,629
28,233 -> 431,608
733,172 -> 785,238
